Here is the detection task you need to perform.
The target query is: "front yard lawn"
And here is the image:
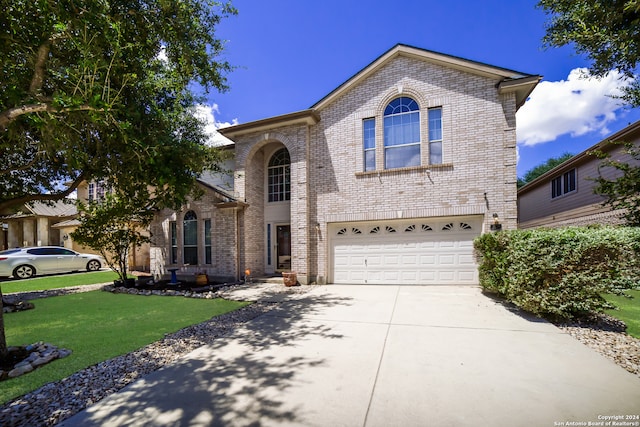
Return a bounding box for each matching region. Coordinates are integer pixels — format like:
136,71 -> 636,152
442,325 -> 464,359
1,271 -> 120,294
605,290 -> 640,339
1,291 -> 249,405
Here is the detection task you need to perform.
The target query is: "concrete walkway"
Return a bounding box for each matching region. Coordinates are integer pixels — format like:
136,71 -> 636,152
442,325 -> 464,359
59,285 -> 640,427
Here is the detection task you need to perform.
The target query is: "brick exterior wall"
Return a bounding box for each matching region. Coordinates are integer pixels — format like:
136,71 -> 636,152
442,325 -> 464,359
229,55 -> 519,284
150,184 -> 239,282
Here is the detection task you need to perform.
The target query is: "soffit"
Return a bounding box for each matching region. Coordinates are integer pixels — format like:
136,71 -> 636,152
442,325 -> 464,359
218,110 -> 320,139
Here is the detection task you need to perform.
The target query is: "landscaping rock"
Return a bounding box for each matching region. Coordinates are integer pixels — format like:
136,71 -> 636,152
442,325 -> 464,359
554,313 -> 640,377
8,364 -> 33,378
2,300 -> 35,313
1,343 -> 72,382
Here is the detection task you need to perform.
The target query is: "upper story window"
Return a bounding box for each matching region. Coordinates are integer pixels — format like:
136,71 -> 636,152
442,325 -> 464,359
551,169 -> 577,199
268,148 -> 291,202
428,108 -> 442,165
363,118 -> 376,171
383,97 -> 420,169
88,180 -> 106,203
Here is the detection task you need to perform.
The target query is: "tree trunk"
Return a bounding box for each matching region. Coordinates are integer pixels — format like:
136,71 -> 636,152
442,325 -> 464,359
0,287 -> 7,358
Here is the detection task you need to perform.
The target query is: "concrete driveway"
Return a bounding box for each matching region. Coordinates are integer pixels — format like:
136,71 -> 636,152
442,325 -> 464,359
60,285 -> 640,427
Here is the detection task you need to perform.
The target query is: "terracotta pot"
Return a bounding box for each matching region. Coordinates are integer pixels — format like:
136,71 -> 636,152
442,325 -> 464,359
282,272 -> 297,287
195,274 -> 208,286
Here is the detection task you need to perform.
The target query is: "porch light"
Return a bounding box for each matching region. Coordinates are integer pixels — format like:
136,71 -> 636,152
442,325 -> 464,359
490,213 -> 502,231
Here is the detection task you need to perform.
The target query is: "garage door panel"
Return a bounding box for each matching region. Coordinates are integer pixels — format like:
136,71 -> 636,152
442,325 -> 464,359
331,217 -> 481,285
438,254 -> 456,265
420,255 -> 436,265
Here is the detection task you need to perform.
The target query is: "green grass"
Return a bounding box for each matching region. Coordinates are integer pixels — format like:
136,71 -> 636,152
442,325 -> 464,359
1,291 -> 249,404
604,290 -> 640,339
1,270 -> 120,294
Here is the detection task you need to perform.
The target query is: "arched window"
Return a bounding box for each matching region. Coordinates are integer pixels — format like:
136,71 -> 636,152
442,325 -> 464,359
183,210 -> 198,265
383,97 -> 420,169
268,148 -> 291,202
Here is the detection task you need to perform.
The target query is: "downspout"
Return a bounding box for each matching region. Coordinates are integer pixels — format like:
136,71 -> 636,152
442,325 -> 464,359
235,206 -> 240,281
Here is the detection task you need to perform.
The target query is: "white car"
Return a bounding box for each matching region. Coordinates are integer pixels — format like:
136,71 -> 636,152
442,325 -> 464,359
0,246 -> 103,279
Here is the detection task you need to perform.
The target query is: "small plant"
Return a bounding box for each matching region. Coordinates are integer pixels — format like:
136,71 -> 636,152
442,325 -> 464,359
72,194 -> 153,284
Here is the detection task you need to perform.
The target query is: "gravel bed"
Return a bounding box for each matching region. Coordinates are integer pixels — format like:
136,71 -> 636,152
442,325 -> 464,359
0,283 -> 314,427
3,284 -> 108,304
554,313 -> 640,377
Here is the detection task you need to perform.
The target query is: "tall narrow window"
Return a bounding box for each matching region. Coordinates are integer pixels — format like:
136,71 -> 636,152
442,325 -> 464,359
88,183 -> 95,203
267,224 -> 272,265
384,97 -> 420,169
428,107 -> 443,164
204,219 -> 212,265
551,176 -> 562,198
170,221 -> 177,264
183,210 -> 198,265
564,169 -> 576,193
363,118 -> 376,171
268,148 -> 291,202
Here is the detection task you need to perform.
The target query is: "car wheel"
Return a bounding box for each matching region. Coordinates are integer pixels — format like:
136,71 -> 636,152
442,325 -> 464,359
86,260 -> 101,272
13,265 -> 35,279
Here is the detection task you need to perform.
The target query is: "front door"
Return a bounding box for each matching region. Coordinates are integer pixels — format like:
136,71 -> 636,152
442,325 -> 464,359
276,225 -> 291,271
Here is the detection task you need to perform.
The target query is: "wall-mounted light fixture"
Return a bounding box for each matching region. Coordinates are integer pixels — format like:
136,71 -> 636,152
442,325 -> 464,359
490,213 -> 502,231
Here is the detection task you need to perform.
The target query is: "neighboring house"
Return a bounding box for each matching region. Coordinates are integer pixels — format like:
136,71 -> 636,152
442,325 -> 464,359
150,44 -> 540,285
0,180 -> 151,271
518,120 -> 640,229
0,200 -> 77,249
74,180 -> 151,271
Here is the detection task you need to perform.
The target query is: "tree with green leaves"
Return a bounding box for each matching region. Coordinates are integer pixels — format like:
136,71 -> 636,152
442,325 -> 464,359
538,0 -> 640,107
0,0 -> 236,213
71,194 -> 153,284
517,152 -> 574,188
0,0 -> 236,359
592,142 -> 640,226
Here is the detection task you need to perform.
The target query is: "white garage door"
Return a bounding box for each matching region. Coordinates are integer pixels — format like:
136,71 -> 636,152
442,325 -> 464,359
330,216 -> 482,285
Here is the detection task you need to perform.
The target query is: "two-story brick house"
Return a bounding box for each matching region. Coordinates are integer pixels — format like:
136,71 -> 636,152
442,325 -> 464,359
150,44 -> 540,285
518,119 -> 640,229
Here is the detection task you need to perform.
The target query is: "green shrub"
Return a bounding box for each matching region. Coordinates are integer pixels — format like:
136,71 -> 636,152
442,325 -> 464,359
474,226 -> 640,320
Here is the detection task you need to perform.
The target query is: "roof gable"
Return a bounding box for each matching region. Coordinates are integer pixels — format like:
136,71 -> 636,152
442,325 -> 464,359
311,43 -> 541,111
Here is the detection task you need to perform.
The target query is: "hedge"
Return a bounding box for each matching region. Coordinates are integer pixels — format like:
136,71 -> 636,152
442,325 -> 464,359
473,226 -> 640,320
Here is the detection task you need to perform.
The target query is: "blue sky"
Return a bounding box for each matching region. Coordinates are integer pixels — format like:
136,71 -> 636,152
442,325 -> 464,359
200,0 -> 640,178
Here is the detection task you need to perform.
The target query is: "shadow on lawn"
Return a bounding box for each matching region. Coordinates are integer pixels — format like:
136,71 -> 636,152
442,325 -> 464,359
58,289 -> 353,427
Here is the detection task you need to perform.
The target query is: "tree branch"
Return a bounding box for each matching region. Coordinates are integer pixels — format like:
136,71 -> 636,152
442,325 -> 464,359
0,171 -> 86,212
0,103 -> 101,130
0,152 -> 45,175
29,41 -> 51,96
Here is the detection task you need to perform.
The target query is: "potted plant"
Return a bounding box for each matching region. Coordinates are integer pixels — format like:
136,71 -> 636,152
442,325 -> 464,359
282,271 -> 297,287
195,270 -> 209,286
71,194 -> 152,287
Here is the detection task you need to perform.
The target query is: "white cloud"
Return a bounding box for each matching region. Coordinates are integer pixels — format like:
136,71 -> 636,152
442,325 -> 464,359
516,68 -> 631,146
193,104 -> 238,146
157,45 -> 168,62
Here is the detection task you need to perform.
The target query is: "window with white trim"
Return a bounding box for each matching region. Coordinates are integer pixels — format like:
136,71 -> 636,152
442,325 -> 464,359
268,149 -> 291,202
383,97 -> 420,169
428,107 -> 443,164
87,180 -> 107,203
363,118 -> 376,171
183,210 -> 198,265
204,219 -> 212,265
170,221 -> 177,264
